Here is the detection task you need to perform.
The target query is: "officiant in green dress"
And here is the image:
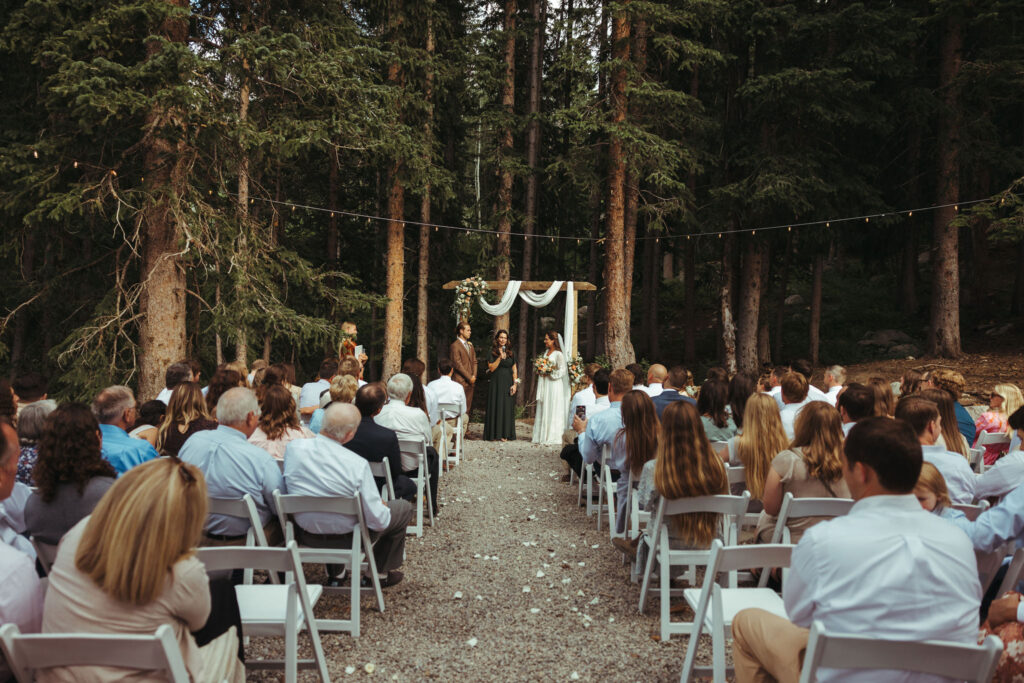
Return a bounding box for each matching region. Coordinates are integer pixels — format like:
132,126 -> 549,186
484,330 -> 518,441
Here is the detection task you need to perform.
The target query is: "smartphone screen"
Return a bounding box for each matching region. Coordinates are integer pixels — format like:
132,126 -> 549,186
354,344 -> 364,357
575,405 -> 586,420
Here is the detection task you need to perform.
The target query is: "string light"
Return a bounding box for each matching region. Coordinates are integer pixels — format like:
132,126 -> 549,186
865,217 -> 869,223
826,222 -> 830,228
954,204 -> 959,211
73,161 -> 78,169
32,150 -> 38,159
787,226 -> 792,232
908,211 -> 913,217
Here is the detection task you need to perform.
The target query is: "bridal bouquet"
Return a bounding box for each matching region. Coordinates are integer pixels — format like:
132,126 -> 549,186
567,354 -> 586,392
533,355 -> 555,377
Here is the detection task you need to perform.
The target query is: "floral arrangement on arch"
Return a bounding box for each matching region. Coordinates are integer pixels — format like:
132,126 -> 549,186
567,354 -> 586,392
451,276 -> 489,321
533,355 -> 555,377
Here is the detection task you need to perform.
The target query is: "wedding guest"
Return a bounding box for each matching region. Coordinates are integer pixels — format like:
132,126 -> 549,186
128,400 -> 165,447
698,379 -> 737,442
375,374 -> 439,516
156,361 -> 193,404
156,382 -> 218,457
778,372 -> 811,440
309,375 -> 359,434
837,382 -> 874,436
249,385 -> 314,461
12,372 -> 48,419
822,365 -> 845,405
644,364 -> 667,397
868,376 -> 895,418
727,372 -> 756,431
913,462 -> 961,521
15,399 -> 56,485
205,367 -> 245,418
731,394 -> 789,504
975,406 -> 1024,500
895,395 -> 976,504
299,357 -> 338,418
0,421 -> 44,636
975,384 -> 1023,464
930,368 -> 976,445
652,366 -> 696,419
93,385 -> 159,475
920,388 -> 971,459
0,379 -> 17,426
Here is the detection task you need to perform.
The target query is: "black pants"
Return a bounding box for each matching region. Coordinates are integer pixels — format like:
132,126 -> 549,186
404,446 -> 440,515
561,440 -> 583,476
192,575 -> 245,662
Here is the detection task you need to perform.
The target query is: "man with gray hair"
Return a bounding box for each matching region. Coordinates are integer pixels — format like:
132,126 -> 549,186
823,365 -> 845,406
92,385 -> 158,475
375,373 -> 439,517
180,387 -> 284,545
284,403 -> 413,587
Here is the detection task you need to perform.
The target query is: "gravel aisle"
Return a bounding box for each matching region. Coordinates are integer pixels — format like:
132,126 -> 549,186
249,422 -> 696,681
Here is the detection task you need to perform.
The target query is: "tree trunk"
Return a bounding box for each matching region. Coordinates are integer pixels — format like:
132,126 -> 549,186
622,17 -> 647,329
810,253 -> 824,366
970,168 -> 992,315
138,0 -> 189,399
417,0 -> 435,372
683,237 -> 696,365
327,151 -> 339,263
586,187 -> 601,359
10,232 -> 36,371
719,233 -> 737,374
928,15 -> 963,358
736,237 -> 764,375
383,8 -> 406,379
518,0 -> 544,400
494,0 -> 517,333
1013,239 -> 1024,315
233,60 -> 251,367
772,231 -> 792,363
900,127 -> 921,315
602,4 -> 634,368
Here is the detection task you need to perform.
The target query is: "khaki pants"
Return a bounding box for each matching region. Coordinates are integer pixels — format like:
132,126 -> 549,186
436,414 -> 468,453
732,608 -> 809,683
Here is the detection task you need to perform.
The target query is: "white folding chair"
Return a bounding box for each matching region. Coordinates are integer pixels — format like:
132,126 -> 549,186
207,493 -> 273,585
197,543 -> 331,682
799,619 -> 1002,683
979,430 -> 1012,449
678,540 -> 793,682
367,457 -> 397,502
725,465 -> 746,488
637,492 -> 751,641
596,449 -> 623,538
953,499 -> 990,522
767,493 -> 853,586
997,546 -> 1024,597
398,438 -> 435,537
29,537 -> 57,576
969,447 -> 986,474
273,491 -> 385,634
577,447 -> 603,517
977,541 -> 1015,596
438,401 -> 464,468
0,623 -> 189,683
710,441 -> 729,457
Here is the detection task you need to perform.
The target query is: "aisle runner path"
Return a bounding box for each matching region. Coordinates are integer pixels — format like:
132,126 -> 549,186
252,422 -> 691,681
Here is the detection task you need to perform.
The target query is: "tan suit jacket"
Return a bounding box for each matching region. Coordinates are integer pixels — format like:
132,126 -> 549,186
448,338 -> 477,411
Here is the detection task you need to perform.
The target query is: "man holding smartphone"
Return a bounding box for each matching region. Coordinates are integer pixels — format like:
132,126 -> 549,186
559,369 -> 610,481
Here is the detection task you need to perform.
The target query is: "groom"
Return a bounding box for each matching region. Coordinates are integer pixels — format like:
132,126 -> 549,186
449,322 -> 477,411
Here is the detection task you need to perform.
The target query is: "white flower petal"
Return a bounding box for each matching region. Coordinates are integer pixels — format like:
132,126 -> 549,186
467,637 -> 478,647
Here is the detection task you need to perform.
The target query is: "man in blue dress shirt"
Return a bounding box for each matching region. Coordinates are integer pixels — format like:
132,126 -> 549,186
180,387 -> 285,544
92,385 -> 159,475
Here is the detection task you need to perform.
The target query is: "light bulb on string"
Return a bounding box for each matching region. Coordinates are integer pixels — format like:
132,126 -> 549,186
787,226 -> 792,232
291,205 -> 295,212
718,233 -> 722,238
908,211 -> 913,217
865,217 -> 869,223
73,161 -> 78,169
751,230 -> 755,235
32,150 -> 38,159
826,222 -> 830,228
954,204 -> 959,211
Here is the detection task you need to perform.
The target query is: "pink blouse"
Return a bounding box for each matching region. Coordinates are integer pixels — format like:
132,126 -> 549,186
974,411 -> 1010,465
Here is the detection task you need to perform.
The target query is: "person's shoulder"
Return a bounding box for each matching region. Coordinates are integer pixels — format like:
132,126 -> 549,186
0,539 -> 35,574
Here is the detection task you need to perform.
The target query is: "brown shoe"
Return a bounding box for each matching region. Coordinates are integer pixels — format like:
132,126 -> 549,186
612,536 -> 638,558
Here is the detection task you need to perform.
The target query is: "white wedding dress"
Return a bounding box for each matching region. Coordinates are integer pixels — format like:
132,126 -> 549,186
532,350 -> 570,446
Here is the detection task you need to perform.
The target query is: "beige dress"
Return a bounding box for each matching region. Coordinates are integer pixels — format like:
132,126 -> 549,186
754,447 -> 850,544
39,518 -> 239,682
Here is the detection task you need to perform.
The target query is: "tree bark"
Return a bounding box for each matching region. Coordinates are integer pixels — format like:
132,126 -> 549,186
772,231 -> 792,363
810,253 -> 824,366
621,17 -> 646,329
138,0 -> 189,399
1013,239 -> 1024,315
233,58 -> 251,367
719,234 -> 737,374
736,237 -> 764,375
494,0 -> 517,333
928,14 -> 963,358
383,5 -> 406,379
417,0 -> 435,373
900,127 -> 921,315
683,238 -> 696,364
602,4 -> 634,368
328,151 -> 339,263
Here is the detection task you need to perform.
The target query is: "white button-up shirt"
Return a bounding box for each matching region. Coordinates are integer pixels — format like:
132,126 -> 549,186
975,452 -> 1024,500
643,382 -> 663,398
423,383 -> 440,426
426,375 -> 467,420
566,385 -> 597,430
785,494 -> 981,682
299,379 -> 331,409
921,444 -> 976,505
283,434 -> 391,534
779,399 -> 811,440
375,399 -> 433,470
951,479 -> 1024,553
0,540 -> 43,634
825,385 -> 842,406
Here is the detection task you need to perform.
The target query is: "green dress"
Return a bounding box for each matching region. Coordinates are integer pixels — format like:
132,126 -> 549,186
484,355 -> 516,440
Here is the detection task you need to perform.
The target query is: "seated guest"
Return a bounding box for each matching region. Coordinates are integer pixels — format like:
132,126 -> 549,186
310,375 -> 359,434
778,372 -> 812,440
755,401 -> 850,544
299,357 -> 338,418
427,359 -> 468,451
273,362 -> 302,407
837,383 -> 874,436
931,367 -> 976,446
157,382 -> 218,457
561,369 -> 611,479
627,363 -> 646,392
0,379 -> 17,425
247,359 -> 268,386
705,366 -> 728,383
868,376 -> 896,417
652,365 -> 696,419
822,365 -> 845,405
895,395 -> 976,505
0,421 -> 44,635
644,364 -> 667,397
731,418 -> 981,682
284,403 -> 413,587
900,368 -> 924,396
730,394 -> 789,505
610,390 -> 659,554
765,365 -> 788,408
156,361 -> 194,404
248,385 -> 314,461
375,374 -> 439,516
346,384 -> 416,501
15,399 -> 56,485
920,388 -> 971,459
40,458 -> 244,682
914,462 -> 961,520
129,399 -> 165,447
975,406 -> 1024,500
727,372 -> 756,431
402,358 -> 438,437
180,388 -> 284,545
92,385 -> 159,475
576,369 -> 634,523
24,403 -> 116,545
224,360 -> 250,388
698,379 -> 736,442
975,383 -> 1023,465
12,371 -> 48,419
791,359 -> 830,404
566,363 -> 602,435
253,364 -> 284,403
339,356 -> 367,388
204,367 -> 244,418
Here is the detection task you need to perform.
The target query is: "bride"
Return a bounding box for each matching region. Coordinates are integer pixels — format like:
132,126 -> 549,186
532,330 -> 570,445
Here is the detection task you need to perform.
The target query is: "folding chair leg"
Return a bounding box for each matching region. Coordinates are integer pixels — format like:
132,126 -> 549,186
285,587 -> 298,683
660,544 -> 672,641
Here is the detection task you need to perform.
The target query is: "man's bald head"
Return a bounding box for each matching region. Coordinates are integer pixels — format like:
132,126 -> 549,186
647,364 -> 667,384
321,403 -> 361,445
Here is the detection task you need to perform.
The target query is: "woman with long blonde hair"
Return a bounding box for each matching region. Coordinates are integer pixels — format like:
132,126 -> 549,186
975,384 -> 1024,465
733,393 -> 789,501
756,401 -> 850,543
39,458 -> 244,682
635,401 -> 728,549
156,382 -> 217,457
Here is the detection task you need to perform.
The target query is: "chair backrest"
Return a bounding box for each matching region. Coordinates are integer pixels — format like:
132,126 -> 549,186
367,457 -> 396,500
703,538 -> 794,578
30,537 -> 58,575
998,546 -> 1024,598
274,491 -> 361,519
661,492 -> 751,518
968,447 -> 984,472
798,620 -> 1003,683
725,465 -> 746,486
952,499 -> 990,522
979,431 -> 1012,447
438,401 -> 461,420
770,493 -> 854,544
197,541 -> 304,575
207,493 -> 268,546
0,623 -> 189,682
710,441 -> 729,455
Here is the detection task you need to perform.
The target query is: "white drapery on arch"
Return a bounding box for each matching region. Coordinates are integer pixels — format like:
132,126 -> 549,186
476,280 -> 574,357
